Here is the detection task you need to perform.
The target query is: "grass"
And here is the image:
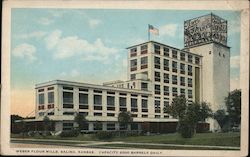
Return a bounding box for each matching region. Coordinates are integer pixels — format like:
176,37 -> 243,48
95,144 -> 239,150
11,132 -> 240,147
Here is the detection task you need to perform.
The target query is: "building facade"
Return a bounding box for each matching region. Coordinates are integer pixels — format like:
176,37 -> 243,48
34,13 -> 229,133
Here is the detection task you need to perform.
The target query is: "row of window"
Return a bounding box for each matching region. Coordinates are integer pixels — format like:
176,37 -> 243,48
61,92 -> 149,113
63,122 -> 140,131
154,85 -> 193,98
130,57 -> 194,76
154,72 -> 193,86
130,44 -> 200,64
38,92 -> 54,105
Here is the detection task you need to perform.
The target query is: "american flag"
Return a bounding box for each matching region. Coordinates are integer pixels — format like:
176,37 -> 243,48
148,24 -> 159,35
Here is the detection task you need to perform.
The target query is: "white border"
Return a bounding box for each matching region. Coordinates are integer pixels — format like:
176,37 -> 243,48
1,0 -> 249,156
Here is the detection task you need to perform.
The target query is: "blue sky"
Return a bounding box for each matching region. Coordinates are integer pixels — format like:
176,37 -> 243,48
11,9 -> 241,116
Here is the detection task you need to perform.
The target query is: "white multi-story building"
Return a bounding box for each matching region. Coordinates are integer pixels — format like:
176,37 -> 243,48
33,13 -> 229,133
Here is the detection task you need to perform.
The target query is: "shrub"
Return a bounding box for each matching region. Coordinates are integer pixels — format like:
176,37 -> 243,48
178,122 -> 194,138
60,129 -> 79,137
95,131 -> 114,140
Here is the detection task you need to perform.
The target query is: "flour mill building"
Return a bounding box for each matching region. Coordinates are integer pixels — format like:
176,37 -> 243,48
33,13 -> 230,133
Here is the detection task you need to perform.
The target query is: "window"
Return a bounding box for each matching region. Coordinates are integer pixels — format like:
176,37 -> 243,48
155,115 -> 161,118
63,123 -> 73,131
142,99 -> 148,112
195,57 -> 200,64
142,114 -> 148,118
172,61 -> 177,73
180,77 -> 185,86
172,50 -> 178,59
79,88 -> 88,92
63,112 -> 75,115
107,113 -> 115,117
63,92 -> 73,108
172,87 -> 178,96
172,75 -> 177,85
154,100 -> 161,113
130,48 -> 137,57
47,92 -> 54,104
164,47 -> 169,56
107,123 -> 116,130
130,59 -> 137,71
94,90 -> 102,94
180,88 -> 185,96
131,74 -> 136,80
94,95 -> 102,110
164,101 -> 169,113
155,85 -> 161,95
79,93 -> 88,104
188,78 -> 193,87
188,55 -> 193,63
94,95 -> 102,105
38,89 -> 44,92
63,86 -> 73,90
107,96 -> 115,111
188,65 -> 192,76
94,112 -> 102,116
180,53 -> 185,61
107,96 -> 115,106
164,73 -> 169,83
141,45 -> 148,54
141,56 -> 148,69
119,97 -> 127,111
155,71 -> 161,82
48,87 -> 54,90
154,56 -> 161,69
154,44 -> 160,54
131,98 -> 138,112
39,93 -> 44,105
94,123 -> 102,130
48,112 -> 54,116
141,82 -> 148,91
48,104 -> 54,109
164,59 -> 169,71
164,86 -> 169,96
188,90 -> 193,98
180,63 -> 185,74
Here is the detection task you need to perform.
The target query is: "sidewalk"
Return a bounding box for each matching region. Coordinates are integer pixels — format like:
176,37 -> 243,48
11,138 -> 240,150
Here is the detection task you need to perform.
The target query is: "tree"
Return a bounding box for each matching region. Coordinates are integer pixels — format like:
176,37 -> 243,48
214,109 -> 229,130
164,96 -> 187,131
185,102 -> 213,134
11,115 -> 24,134
225,89 -> 241,126
118,111 -> 133,130
43,116 -> 51,136
74,112 -> 87,133
164,96 -> 187,120
164,95 -> 213,138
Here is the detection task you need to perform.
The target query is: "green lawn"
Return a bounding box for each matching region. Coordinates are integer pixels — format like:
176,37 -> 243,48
11,132 -> 240,147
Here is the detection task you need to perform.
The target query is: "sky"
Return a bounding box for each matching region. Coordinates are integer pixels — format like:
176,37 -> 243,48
10,9 -> 241,117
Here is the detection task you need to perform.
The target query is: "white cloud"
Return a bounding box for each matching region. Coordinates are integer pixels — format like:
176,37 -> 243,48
15,31 -> 47,40
45,30 -> 62,49
230,55 -> 240,68
159,24 -> 178,37
230,77 -> 240,91
45,30 -> 118,61
38,17 -> 54,25
59,69 -> 80,79
12,43 -> 36,61
88,19 -> 102,29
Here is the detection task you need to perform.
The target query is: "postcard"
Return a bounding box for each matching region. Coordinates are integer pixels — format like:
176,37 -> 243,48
1,0 -> 249,156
